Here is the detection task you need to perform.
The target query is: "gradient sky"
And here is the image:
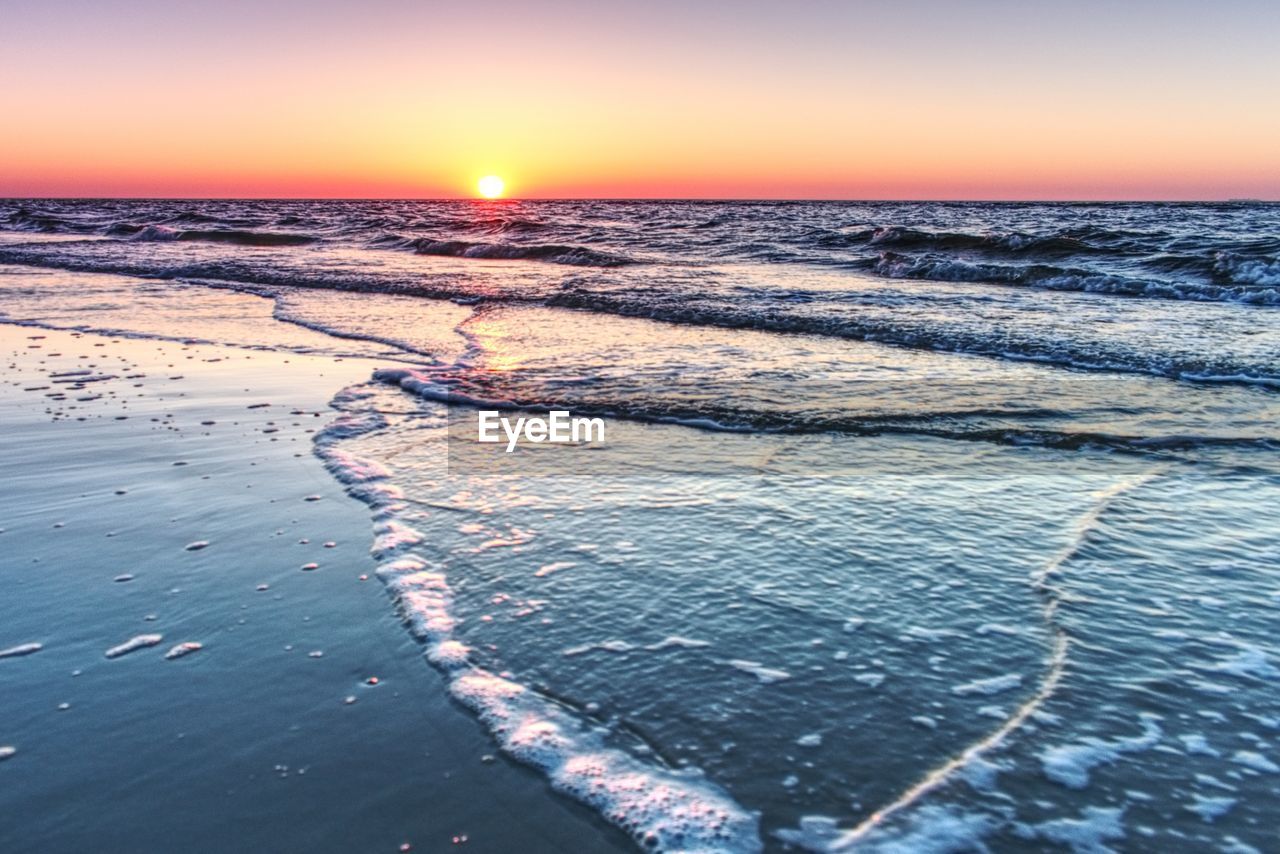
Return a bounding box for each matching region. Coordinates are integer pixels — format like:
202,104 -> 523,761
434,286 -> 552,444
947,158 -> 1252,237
2,0 -> 1277,199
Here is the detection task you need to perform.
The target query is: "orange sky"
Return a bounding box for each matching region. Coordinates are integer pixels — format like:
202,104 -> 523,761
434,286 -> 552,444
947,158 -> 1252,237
2,1 -> 1277,200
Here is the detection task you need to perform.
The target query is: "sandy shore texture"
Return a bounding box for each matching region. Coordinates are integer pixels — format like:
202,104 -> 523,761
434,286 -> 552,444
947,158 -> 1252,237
0,324 -> 630,853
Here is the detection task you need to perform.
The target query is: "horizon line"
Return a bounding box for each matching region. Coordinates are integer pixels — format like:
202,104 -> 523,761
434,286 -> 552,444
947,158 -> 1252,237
2,195 -> 1276,204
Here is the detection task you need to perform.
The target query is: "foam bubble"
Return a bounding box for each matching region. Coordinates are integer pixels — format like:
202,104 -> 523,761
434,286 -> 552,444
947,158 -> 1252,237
1029,806 -> 1125,853
1231,750 -> 1279,773
1179,734 -> 1219,757
1187,795 -> 1237,823
105,634 -> 164,659
450,669 -> 761,852
534,561 -> 576,577
1040,714 -> 1162,789
645,636 -> 711,652
1196,643 -> 1279,681
564,640 -> 635,656
427,639 -> 471,668
371,519 -> 423,558
952,673 -> 1022,696
727,659 -> 791,683
822,805 -> 996,853
0,642 -> 42,659
165,642 -> 203,660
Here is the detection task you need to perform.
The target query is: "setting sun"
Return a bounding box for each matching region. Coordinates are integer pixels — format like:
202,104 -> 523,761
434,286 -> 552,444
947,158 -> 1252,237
477,175 -> 505,199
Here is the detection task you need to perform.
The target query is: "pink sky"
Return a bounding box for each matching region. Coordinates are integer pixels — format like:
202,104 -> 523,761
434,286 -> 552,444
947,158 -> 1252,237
2,1 -> 1277,199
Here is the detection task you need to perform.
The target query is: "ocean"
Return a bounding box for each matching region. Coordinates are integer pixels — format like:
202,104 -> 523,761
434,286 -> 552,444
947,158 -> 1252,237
1,199 -> 1277,852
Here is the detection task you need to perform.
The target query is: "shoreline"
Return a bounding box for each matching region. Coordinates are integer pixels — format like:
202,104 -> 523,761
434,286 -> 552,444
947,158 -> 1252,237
0,324 -> 632,853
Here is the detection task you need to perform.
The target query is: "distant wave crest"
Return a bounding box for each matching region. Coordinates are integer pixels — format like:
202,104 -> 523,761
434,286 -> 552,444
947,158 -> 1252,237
376,233 -> 636,267
872,252 -> 1280,304
109,223 -> 319,247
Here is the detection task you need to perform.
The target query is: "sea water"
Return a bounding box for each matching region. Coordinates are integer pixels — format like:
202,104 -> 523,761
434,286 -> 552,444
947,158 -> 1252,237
1,199 -> 1278,851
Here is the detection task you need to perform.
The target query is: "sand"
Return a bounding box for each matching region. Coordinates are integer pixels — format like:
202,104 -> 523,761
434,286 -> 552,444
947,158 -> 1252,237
0,325 -> 629,853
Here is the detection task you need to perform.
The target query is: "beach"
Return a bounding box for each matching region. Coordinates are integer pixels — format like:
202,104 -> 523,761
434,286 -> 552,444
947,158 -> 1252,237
0,325 -> 630,853
4,0 -> 1279,846
1,200 -> 1278,852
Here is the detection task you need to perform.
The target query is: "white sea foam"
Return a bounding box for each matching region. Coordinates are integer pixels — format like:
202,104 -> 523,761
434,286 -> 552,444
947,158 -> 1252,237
0,746 -> 15,761
1040,714 -> 1162,789
1196,643 -> 1279,681
322,448 -> 391,484
1178,734 -> 1220,757
645,636 -> 711,652
1028,806 -> 1125,853
164,642 -> 203,660
105,634 -> 164,659
315,409 -> 388,441
534,561 -> 576,577
451,669 -> 761,852
564,640 -> 635,656
371,519 -> 423,558
821,805 -> 996,853
952,673 -> 1022,697
1187,795 -> 1237,823
314,394 -> 763,852
0,642 -> 42,659
1230,750 -> 1279,773
727,659 -> 791,683
974,623 -> 1022,636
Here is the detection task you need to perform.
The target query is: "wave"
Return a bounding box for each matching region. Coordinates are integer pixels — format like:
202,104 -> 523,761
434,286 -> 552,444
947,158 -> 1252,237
866,227 -> 1103,257
872,252 -> 1280,304
1,243 -> 1275,387
375,234 -> 636,267
468,215 -> 551,236
107,223 -> 319,247
372,368 -> 1280,457
311,399 -> 764,853
1143,250 -> 1280,288
545,289 -> 1280,387
0,247 -> 501,302
807,225 -> 1126,257
4,208 -> 98,234
160,211 -> 231,226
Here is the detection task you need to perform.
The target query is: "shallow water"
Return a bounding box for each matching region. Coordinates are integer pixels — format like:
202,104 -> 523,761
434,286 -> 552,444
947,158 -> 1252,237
0,330 -> 632,853
1,200 -> 1278,852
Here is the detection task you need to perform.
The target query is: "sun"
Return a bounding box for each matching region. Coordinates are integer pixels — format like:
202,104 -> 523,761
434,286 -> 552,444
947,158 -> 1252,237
477,175 -> 505,199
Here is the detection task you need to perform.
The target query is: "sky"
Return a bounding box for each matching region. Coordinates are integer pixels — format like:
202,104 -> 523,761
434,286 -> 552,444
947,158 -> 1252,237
1,0 -> 1277,200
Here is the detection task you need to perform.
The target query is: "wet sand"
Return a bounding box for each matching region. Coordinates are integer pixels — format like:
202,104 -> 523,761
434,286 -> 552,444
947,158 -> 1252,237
0,325 -> 630,853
